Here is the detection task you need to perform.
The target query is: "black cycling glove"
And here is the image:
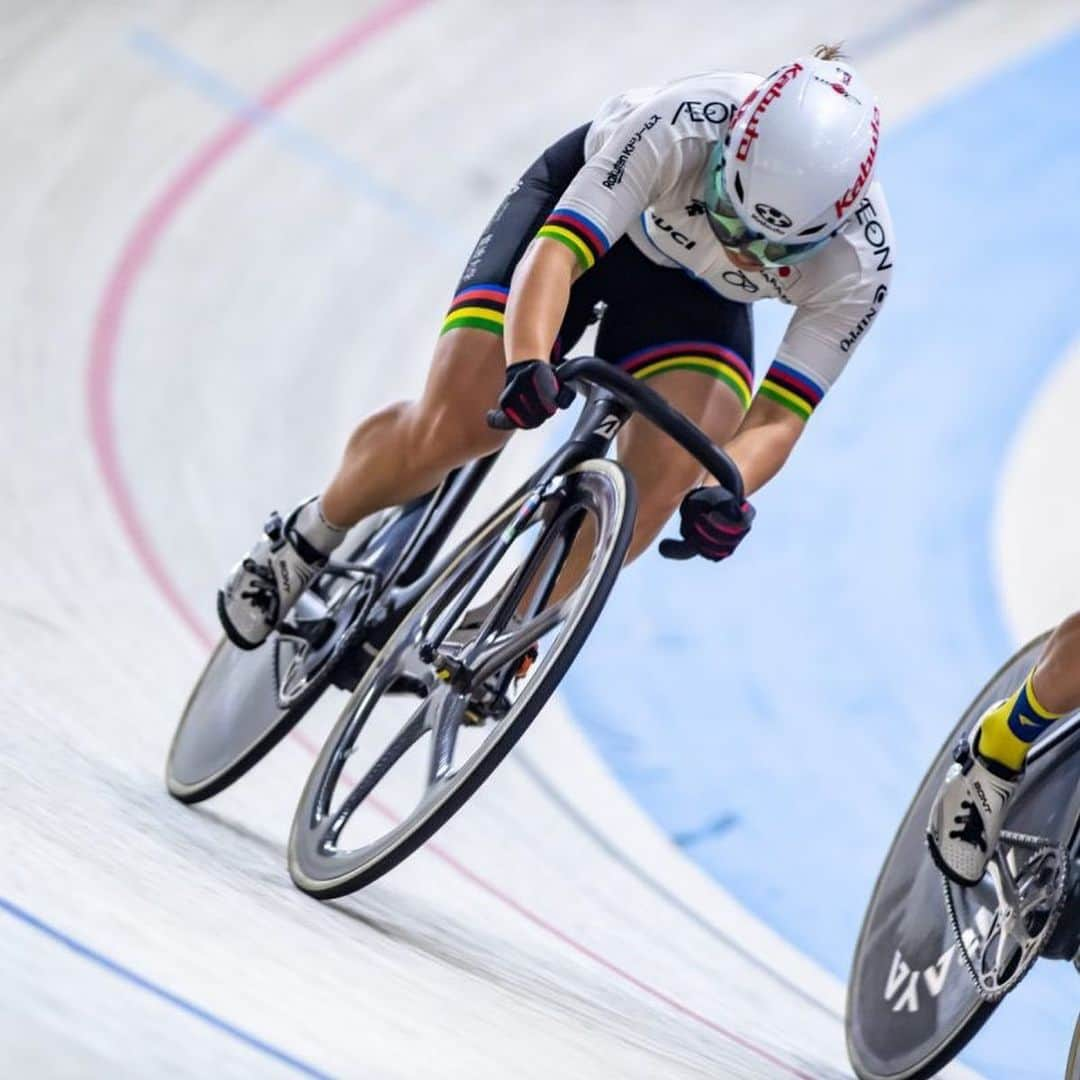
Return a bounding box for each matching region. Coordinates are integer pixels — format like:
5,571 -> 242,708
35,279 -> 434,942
497,360 -> 575,430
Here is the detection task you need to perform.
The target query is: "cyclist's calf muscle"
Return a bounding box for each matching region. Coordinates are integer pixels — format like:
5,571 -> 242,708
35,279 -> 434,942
1032,610 -> 1080,715
322,327 -> 510,527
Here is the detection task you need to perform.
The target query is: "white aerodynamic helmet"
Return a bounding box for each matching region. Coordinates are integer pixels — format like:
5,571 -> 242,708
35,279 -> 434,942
705,54 -> 880,266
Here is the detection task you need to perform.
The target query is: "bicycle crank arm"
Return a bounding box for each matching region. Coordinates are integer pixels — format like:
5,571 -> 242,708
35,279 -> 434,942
943,828 -> 1069,1002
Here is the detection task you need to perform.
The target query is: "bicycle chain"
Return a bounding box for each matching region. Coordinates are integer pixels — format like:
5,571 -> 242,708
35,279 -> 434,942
942,828 -> 1069,1003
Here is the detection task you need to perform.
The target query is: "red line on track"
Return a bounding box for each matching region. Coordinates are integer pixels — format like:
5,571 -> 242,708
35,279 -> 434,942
85,10 -> 819,1077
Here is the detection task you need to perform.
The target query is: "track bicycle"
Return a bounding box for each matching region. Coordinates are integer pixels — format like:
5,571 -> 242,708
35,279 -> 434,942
846,633 -> 1080,1079
168,357 -> 743,897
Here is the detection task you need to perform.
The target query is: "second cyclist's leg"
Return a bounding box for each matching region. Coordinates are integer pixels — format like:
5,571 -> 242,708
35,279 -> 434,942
929,611 -> 1080,884
977,611 -> 1080,770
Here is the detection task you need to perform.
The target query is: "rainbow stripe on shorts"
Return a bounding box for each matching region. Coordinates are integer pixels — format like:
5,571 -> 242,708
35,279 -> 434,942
440,283 -> 509,337
619,342 -> 753,410
537,208 -> 611,271
759,360 -> 825,420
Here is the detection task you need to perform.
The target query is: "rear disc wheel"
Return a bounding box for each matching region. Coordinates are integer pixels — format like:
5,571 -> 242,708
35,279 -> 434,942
165,509 -> 401,804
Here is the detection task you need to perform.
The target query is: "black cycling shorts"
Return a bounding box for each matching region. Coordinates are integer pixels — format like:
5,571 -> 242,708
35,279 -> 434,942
441,125 -> 754,408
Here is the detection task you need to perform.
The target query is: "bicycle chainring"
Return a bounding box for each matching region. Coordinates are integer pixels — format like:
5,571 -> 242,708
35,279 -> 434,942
943,829 -> 1068,1003
273,571 -> 379,709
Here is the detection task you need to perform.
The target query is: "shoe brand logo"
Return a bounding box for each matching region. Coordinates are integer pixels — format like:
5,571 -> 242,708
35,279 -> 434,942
972,780 -> 993,816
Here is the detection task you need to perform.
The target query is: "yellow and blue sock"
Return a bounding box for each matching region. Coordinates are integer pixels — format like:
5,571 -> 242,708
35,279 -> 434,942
977,668 -> 1063,773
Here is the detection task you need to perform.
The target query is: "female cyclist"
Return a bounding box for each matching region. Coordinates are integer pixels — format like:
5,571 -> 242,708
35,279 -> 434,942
218,45 -> 893,650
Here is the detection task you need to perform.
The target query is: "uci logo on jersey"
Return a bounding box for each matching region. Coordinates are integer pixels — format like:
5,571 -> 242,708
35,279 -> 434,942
649,212 -> 697,250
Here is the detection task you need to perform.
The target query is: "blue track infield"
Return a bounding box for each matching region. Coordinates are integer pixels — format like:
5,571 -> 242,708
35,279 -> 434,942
561,30 -> 1080,1080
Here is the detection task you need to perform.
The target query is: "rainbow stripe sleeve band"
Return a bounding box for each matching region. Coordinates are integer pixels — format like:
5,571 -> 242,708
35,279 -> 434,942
536,208 -> 611,271
759,360 -> 825,420
440,283 -> 509,337
619,341 -> 752,409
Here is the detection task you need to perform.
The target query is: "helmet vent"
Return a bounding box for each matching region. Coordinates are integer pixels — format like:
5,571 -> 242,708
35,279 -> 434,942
733,171 -> 745,204
798,223 -> 827,236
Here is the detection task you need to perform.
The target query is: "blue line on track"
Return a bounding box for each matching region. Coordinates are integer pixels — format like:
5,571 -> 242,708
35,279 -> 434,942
0,895 -> 334,1079
127,27 -> 462,248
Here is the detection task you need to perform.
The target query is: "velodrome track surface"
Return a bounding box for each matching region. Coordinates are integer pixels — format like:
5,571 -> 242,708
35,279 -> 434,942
1,2 -> 1074,1076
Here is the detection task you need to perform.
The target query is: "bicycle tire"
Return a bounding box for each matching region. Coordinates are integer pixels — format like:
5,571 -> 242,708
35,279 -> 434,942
288,458 -> 635,899
1067,1012 -> 1080,1080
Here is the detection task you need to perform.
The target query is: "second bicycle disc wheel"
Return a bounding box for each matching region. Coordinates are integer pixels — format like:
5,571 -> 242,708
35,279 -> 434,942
846,633 -> 1053,1080
287,459 -> 635,899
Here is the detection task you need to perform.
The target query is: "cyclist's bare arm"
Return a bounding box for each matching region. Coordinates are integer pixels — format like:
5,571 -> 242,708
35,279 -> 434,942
504,238 -> 582,363
719,395 -> 804,495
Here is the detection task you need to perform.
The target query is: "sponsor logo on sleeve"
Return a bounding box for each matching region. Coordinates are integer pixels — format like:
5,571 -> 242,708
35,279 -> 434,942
734,62 -> 803,162
670,100 -> 734,125
603,114 -> 662,189
685,198 -> 707,217
853,196 -> 893,272
840,283 -> 889,353
834,106 -> 881,219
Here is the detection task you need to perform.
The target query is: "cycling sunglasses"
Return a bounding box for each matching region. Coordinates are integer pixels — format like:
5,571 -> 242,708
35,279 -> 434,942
705,142 -> 835,267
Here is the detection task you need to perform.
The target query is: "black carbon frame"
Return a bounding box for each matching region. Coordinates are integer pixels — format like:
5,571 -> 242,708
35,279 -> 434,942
346,355 -> 742,674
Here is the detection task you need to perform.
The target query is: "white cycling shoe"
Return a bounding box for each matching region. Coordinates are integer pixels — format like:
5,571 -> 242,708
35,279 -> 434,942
218,505 -> 327,650
926,721 -> 1019,887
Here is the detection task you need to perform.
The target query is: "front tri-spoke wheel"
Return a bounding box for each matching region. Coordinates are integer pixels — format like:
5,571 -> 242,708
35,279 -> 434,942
287,460 -> 635,899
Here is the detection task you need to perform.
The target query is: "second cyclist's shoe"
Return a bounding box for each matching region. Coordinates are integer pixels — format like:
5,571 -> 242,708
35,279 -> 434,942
218,508 -> 327,650
926,721 -> 1019,887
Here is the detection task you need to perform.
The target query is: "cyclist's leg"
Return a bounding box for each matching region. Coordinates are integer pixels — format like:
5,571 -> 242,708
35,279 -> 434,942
322,123 -> 595,528
977,610 -> 1080,772
600,242 -> 753,559
321,327 -> 509,526
219,126 -> 594,647
1030,610 -> 1080,712
614,369 -> 745,560
538,244 -> 751,599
